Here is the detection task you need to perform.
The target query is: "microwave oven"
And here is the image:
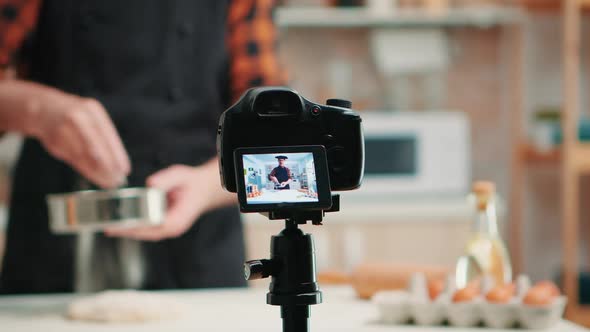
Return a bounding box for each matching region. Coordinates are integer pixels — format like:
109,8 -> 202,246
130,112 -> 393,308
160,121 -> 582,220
356,111 -> 470,196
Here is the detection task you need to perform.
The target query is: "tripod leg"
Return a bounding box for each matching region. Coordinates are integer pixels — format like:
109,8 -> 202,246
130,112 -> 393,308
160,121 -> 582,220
281,305 -> 310,332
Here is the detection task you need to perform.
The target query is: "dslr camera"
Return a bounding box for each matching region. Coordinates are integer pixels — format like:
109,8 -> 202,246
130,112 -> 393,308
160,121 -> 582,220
217,87 -> 364,213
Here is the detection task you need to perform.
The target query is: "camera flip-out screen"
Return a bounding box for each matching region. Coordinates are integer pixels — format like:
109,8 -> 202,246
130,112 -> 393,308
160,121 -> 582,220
234,146 -> 332,212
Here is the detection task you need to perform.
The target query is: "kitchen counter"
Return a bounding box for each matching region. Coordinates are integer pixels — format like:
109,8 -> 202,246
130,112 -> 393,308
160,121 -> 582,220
0,286 -> 586,332
248,188 -> 317,204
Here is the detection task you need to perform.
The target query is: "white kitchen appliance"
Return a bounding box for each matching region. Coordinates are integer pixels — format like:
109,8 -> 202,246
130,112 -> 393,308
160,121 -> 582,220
356,111 -> 470,196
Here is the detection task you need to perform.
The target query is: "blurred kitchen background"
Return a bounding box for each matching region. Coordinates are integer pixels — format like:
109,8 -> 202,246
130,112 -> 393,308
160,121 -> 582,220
2,0 -> 590,326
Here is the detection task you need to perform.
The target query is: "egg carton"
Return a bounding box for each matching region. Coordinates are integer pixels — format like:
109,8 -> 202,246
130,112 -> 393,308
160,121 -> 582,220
373,274 -> 567,329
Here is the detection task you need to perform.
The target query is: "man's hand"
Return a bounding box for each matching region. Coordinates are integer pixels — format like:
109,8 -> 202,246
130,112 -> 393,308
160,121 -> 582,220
105,160 -> 236,241
34,95 -> 130,188
0,81 -> 130,188
279,182 -> 287,187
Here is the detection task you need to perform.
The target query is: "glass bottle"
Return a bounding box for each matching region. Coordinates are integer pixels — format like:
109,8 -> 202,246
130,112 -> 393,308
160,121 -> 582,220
461,181 -> 512,287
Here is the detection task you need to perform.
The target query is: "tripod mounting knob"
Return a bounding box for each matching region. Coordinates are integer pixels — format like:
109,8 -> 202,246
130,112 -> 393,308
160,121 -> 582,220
244,259 -> 276,280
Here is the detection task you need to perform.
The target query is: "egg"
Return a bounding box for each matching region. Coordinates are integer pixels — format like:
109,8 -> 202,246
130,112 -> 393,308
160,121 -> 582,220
504,282 -> 517,295
466,279 -> 482,291
427,278 -> 445,300
452,287 -> 479,303
534,280 -> 560,297
485,284 -> 513,303
523,285 -> 556,306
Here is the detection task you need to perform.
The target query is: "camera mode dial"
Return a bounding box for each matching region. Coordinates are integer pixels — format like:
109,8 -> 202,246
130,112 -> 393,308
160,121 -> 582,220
326,99 -> 352,109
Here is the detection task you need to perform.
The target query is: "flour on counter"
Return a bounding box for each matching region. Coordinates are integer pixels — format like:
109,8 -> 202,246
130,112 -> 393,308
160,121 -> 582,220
66,290 -> 190,323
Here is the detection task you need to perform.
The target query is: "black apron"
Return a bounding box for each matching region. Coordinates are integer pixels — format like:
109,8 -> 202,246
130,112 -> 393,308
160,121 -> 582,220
0,0 -> 246,294
272,167 -> 290,190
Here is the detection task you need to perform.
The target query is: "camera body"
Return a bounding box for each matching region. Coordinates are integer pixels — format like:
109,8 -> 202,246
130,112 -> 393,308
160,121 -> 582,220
217,87 -> 364,194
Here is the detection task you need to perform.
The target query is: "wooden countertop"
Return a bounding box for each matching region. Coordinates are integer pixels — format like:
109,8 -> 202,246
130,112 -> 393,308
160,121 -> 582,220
0,286 -> 586,332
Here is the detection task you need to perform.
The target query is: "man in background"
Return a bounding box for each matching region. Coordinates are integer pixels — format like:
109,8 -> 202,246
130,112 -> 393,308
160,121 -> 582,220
0,0 -> 284,293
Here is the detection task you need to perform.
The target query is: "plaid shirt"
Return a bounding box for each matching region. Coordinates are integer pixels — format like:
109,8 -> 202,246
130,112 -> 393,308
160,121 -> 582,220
0,0 -> 284,101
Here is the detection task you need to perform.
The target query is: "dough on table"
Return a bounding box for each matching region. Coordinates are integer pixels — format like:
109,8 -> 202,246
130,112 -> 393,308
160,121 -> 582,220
66,290 -> 189,323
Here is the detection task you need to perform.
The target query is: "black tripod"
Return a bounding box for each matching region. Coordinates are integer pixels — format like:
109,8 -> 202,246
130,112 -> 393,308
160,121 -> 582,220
244,196 -> 339,332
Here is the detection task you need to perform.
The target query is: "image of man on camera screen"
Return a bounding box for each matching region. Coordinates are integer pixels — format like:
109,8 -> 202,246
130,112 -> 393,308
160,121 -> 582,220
269,156 -> 292,190
242,152 -> 319,204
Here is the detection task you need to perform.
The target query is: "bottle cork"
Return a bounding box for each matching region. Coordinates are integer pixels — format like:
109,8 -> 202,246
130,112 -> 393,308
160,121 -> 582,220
472,181 -> 495,211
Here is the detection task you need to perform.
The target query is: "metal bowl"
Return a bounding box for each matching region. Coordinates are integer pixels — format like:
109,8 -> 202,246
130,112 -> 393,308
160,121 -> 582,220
47,187 -> 166,234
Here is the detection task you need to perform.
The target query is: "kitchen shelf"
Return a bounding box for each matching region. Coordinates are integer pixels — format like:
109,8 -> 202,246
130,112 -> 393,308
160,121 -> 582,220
521,0 -> 590,12
519,142 -> 590,169
521,142 -> 590,166
275,6 -> 524,29
520,144 -> 561,164
510,1 -> 590,326
569,142 -> 590,173
519,143 -> 590,166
